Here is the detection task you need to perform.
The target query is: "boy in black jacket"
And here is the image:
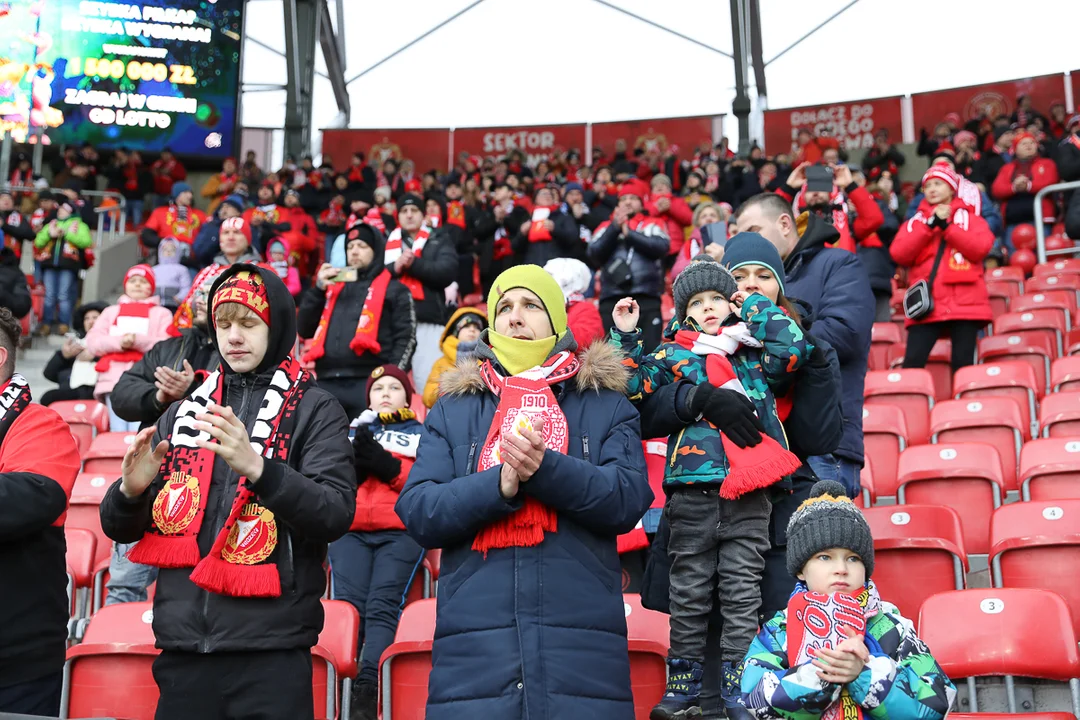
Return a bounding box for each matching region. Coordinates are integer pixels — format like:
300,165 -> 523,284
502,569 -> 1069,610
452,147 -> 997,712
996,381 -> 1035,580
99,264 -> 356,719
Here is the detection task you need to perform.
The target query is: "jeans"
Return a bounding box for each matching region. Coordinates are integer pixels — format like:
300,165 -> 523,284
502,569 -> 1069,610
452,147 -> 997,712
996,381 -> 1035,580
328,530 -> 424,683
105,541 -> 158,605
105,394 -> 141,433
666,487 -> 771,663
128,199 -> 145,226
807,454 -> 862,498
42,267 -> 77,326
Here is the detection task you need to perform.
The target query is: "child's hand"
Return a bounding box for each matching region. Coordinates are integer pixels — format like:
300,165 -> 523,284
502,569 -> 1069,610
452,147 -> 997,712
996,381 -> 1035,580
811,626 -> 868,685
730,291 -> 750,318
612,297 -> 639,333
120,333 -> 136,349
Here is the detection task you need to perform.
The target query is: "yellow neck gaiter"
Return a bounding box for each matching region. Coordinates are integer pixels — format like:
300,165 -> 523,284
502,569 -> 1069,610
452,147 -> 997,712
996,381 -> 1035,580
488,332 -> 557,376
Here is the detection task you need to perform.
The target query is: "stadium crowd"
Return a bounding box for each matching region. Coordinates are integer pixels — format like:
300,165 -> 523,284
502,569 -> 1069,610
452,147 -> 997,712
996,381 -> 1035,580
0,92 -> 1078,720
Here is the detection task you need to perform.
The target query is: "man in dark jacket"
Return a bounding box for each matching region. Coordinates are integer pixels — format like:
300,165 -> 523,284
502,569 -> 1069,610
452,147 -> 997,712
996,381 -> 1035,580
973,127 -> 1014,190
298,222 -> 416,419
0,243 -> 30,319
99,264 -> 356,720
0,189 -> 35,256
395,264 -> 652,720
0,308 -> 81,715
588,178 -> 671,351
192,194 -> 246,267
510,184 -> 580,267
385,193 -> 458,394
472,183 -> 529,295
732,193 -> 873,497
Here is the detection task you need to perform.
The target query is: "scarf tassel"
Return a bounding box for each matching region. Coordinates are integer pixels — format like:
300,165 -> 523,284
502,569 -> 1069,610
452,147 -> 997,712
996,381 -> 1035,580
126,534 -> 202,568
718,434 -> 802,500
188,554 -> 282,598
472,497 -> 557,557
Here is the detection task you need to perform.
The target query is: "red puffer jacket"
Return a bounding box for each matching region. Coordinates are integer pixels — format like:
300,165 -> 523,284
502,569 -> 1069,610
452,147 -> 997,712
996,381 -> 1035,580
645,193 -> 693,256
350,416 -> 425,532
890,197 -> 994,327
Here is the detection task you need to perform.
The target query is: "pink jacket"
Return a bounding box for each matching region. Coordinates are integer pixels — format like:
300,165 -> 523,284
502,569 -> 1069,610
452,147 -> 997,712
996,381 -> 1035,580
85,295 -> 174,397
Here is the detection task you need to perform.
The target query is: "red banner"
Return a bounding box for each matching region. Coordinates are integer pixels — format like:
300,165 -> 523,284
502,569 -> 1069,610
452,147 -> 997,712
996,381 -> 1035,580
452,124 -> 587,167
763,98 -> 903,155
911,73 -> 1066,132
320,129 -> 450,175
591,115 -> 716,159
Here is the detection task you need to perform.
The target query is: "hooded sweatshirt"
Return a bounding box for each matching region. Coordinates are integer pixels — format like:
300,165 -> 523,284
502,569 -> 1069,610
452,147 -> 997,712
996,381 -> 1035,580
153,238 -> 193,301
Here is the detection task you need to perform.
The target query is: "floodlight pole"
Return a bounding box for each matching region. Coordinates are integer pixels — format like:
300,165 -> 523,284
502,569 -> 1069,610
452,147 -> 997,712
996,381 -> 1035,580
730,0 -> 752,156
283,0 -> 319,160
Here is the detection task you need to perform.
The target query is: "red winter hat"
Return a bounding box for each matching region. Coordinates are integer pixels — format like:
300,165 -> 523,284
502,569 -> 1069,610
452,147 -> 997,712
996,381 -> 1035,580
618,178 -> 649,199
221,216 -> 252,245
954,130 -> 977,147
404,179 -> 422,193
365,364 -> 414,408
125,264 -> 156,295
944,112 -> 962,127
1011,131 -> 1036,154
213,268 -> 271,326
922,165 -> 959,194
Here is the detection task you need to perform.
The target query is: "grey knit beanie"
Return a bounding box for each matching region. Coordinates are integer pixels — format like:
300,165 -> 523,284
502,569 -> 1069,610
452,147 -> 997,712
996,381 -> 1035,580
672,255 -> 739,323
786,480 -> 875,579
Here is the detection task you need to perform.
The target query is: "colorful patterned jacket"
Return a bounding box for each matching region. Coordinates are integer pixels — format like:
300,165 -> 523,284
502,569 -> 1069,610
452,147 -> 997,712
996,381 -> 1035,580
611,292 -> 810,487
741,602 -> 956,720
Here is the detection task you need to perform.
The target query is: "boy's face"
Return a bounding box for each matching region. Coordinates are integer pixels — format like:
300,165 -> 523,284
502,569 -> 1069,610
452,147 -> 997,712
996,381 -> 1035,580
126,276 -> 152,300
685,289 -> 732,334
220,226 -> 248,256
457,325 -> 481,343
798,547 -> 866,595
730,264 -> 780,304
369,376 -> 408,413
215,305 -> 269,374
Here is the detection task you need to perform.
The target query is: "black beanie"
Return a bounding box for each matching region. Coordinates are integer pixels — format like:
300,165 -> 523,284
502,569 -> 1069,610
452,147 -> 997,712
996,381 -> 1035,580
785,480 -> 875,579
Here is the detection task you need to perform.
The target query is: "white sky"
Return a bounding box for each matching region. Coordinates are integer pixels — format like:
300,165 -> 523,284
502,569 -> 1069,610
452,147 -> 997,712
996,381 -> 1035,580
239,0 -> 1080,136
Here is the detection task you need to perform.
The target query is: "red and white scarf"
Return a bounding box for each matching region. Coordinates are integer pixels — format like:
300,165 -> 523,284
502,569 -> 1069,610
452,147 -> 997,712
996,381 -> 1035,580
127,356 -> 311,598
301,269 -> 391,363
673,324 -> 801,499
95,301 -> 156,372
473,351 -> 581,556
0,374 -> 33,447
527,206 -> 558,242
385,225 -> 431,300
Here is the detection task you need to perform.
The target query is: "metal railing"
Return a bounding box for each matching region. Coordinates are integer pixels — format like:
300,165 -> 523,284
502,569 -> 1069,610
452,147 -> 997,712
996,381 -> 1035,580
0,185 -> 128,248
1034,180 -> 1080,264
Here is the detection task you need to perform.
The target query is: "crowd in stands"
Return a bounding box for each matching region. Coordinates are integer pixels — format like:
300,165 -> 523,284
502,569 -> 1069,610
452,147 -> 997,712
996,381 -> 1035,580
0,91 -> 1078,720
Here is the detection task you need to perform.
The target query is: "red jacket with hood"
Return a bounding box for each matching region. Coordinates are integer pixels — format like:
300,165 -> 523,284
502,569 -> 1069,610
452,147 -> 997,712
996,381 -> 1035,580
350,414 -> 425,532
991,156 -> 1059,223
645,194 -> 693,256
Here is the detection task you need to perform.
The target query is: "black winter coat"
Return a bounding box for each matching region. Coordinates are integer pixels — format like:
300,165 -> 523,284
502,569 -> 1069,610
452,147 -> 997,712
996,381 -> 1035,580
0,247 -> 31,318
99,264 -> 356,655
386,226 -> 458,326
110,325 -> 220,428
587,217 -> 671,300
856,198 -> 899,293
510,209 -> 581,267
1065,189 -> 1080,242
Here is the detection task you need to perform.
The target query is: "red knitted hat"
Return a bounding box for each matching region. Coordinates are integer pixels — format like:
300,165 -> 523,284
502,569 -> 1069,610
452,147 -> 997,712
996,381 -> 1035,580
125,264 -> 156,295
212,269 -> 271,326
221,216 -> 252,245
365,364 -> 414,408
1011,131 -> 1036,154
922,165 -> 959,194
618,178 -> 649,199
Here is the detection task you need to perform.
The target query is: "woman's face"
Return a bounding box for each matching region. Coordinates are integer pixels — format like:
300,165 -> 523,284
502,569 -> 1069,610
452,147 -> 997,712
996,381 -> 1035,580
923,178 -> 954,206
686,174 -> 702,189
730,263 -> 781,303
696,206 -> 721,227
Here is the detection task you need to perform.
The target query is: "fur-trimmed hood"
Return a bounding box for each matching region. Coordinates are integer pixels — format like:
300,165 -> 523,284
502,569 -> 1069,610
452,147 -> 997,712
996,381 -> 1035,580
439,340 -> 629,397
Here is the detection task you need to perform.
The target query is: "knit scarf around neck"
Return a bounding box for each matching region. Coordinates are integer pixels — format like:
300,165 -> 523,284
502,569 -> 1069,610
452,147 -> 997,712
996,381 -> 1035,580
127,356 -> 311,598
301,268 -> 391,364
487,331 -> 557,376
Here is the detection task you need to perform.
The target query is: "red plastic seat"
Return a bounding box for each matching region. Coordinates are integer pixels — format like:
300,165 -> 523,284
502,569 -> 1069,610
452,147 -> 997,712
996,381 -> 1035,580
863,369 -> 935,445
897,443 -> 1004,554
993,309 -> 1066,357
985,280 -> 1018,319
978,334 -> 1054,396
952,361 -> 1040,438
316,599 -> 361,720
403,549 -> 443,605
986,265 -> 1025,293
930,397 -> 1024,491
886,339 -> 952,400
989,499 -> 1080,637
1019,437 -> 1080,501
82,431 -> 137,474
50,400 -> 109,455
1051,356 -> 1080,393
918,589 -> 1080,715
624,594 -> 670,719
1011,289 -> 1078,319
863,505 -> 967,619
861,404 -> 908,499
62,602 -> 160,720
1026,273 -> 1080,296
67,472 -> 116,610
380,598 -> 436,720
1039,392 -> 1080,437
870,322 -> 902,372
65,527 -> 97,621
856,459 -> 874,508
1035,257 -> 1080,277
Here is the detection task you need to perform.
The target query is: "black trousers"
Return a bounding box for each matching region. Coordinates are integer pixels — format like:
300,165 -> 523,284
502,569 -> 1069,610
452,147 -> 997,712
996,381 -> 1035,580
316,375 -> 370,422
0,671 -> 62,716
600,294 -> 663,352
901,320 -> 983,372
153,648 -> 314,720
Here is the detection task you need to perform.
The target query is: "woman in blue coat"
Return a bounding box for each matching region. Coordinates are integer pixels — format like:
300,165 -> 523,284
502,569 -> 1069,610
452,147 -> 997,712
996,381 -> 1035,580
395,264 -> 654,720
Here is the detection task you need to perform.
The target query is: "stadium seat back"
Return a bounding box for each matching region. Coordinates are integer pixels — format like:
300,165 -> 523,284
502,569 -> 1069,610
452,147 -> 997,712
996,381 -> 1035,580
380,599 -> 436,720
1012,290 -> 1078,319
319,599 -> 360,680
990,500 -> 1080,637
994,310 -> 1065,357
1026,273 -> 1080,296
863,506 -> 967,619
930,397 -> 1024,491
984,281 -> 1016,319
1051,356 -> 1080,393
986,265 -> 1025,291
1035,258 -> 1080,277
861,405 -> 908,498
82,432 -> 137,474
1019,438 -> 1080,501
977,334 -> 1054,396
864,370 -> 935,445
897,443 -> 1004,555
1039,392 -> 1080,437
870,322 -> 902,372
886,340 -> 952,400
624,594 -> 670,719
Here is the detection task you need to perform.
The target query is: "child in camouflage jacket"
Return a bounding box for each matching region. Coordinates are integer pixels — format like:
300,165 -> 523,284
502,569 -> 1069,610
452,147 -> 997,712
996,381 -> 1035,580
610,253 -> 811,720
741,480 -> 956,720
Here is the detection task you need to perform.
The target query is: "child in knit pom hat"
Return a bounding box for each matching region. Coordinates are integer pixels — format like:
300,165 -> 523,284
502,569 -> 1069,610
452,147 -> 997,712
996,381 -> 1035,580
741,480 -> 956,720
610,254 -> 813,720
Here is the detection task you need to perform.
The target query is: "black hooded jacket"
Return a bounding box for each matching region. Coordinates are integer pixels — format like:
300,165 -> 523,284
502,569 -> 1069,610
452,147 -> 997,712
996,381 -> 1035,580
99,264 -> 357,654
0,247 -> 31,318
385,208 -> 458,326
297,224 -> 417,380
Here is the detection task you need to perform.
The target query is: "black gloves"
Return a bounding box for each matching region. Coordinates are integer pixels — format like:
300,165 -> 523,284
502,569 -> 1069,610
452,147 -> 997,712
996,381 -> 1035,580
802,331 -> 829,369
352,427 -> 401,483
685,385 -> 765,449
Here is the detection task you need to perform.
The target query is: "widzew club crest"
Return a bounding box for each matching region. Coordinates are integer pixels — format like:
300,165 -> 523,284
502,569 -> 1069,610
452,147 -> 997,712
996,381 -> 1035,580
221,503 -> 278,565
151,472 -> 201,535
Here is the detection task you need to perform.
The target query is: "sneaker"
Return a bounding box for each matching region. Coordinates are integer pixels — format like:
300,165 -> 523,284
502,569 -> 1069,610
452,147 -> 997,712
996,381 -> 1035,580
650,657 -> 703,720
721,661 -> 753,720
349,679 -> 378,720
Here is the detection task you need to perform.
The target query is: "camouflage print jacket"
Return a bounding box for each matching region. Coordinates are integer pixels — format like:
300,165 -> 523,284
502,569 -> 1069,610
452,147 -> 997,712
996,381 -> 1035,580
741,601 -> 956,720
611,292 -> 810,488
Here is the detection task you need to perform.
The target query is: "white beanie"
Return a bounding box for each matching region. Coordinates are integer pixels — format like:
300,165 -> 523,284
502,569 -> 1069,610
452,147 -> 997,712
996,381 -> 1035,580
543,258 -> 593,303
